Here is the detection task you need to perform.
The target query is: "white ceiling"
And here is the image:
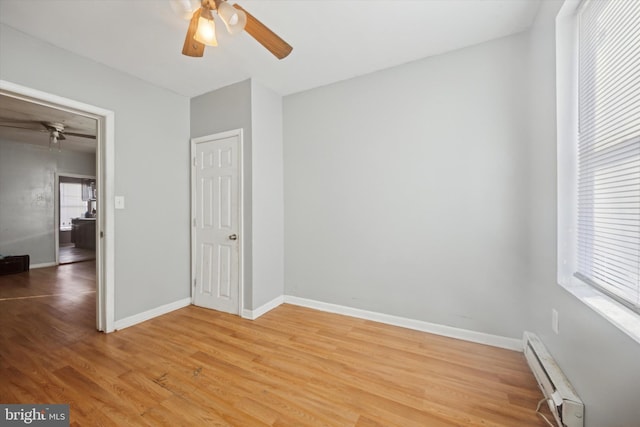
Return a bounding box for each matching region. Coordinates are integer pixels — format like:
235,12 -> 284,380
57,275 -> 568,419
0,0 -> 540,151
0,0 -> 542,98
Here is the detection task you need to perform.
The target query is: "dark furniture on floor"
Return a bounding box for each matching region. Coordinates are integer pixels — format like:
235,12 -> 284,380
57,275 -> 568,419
0,255 -> 30,275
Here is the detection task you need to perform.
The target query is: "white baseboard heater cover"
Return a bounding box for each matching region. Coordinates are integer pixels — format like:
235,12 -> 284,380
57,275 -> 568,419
523,332 -> 584,427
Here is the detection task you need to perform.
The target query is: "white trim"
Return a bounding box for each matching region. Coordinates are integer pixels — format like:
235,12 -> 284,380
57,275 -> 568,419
55,172 -> 96,266
242,295 -> 284,320
109,292 -> 523,350
30,262 -> 57,269
100,106 -> 116,333
283,296 -> 523,351
237,129 -> 245,317
114,298 -> 191,331
54,174 -> 60,265
200,292 -> 525,350
556,0 -> 580,291
0,79 -> 116,333
560,280 -> 640,345
190,129 -> 245,316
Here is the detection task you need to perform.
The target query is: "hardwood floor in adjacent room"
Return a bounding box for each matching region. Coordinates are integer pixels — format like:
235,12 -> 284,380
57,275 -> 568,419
0,263 -> 549,426
59,243 -> 96,265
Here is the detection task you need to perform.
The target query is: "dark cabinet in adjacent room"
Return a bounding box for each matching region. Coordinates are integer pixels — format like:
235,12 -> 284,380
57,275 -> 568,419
71,218 -> 96,250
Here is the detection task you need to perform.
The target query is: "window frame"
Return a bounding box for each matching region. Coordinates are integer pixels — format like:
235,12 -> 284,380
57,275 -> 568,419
556,0 -> 640,344
59,182 -> 88,231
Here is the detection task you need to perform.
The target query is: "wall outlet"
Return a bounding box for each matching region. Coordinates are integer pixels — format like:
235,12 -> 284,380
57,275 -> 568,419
552,308 -> 559,334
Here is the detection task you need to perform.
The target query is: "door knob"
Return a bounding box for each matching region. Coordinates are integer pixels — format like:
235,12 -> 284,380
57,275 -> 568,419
229,234 -> 238,240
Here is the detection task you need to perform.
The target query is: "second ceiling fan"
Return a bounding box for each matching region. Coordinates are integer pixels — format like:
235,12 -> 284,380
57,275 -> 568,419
0,120 -> 95,151
180,0 -> 293,60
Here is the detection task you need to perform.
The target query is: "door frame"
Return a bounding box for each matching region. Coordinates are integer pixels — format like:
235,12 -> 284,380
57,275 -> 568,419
55,172 -> 97,265
190,129 -> 244,315
1,80 -> 116,333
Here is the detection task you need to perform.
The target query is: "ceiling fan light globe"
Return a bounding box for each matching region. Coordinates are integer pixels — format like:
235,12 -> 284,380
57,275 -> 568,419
170,0 -> 200,20
217,2 -> 246,35
194,16 -> 218,46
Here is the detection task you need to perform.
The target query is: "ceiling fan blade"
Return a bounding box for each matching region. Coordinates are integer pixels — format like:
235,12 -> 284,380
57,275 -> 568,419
182,7 -> 206,57
233,4 -> 292,59
0,120 -> 46,131
64,131 -> 96,140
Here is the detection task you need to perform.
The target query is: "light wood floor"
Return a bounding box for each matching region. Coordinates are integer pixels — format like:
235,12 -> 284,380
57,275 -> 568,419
0,263 -> 549,426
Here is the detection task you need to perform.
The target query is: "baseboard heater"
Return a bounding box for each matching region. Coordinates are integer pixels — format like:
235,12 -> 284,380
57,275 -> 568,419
523,332 -> 584,427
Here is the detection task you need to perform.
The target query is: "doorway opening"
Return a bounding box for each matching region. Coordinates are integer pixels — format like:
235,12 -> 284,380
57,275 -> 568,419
0,80 -> 115,332
57,174 -> 97,265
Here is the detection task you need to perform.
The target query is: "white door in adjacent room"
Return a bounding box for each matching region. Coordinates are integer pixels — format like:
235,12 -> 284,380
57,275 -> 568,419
191,130 -> 242,314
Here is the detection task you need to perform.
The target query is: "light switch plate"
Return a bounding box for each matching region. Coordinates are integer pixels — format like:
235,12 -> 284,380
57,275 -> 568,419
115,196 -> 125,209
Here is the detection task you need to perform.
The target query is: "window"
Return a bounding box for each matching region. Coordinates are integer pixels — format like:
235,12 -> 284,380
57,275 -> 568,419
557,0 -> 640,342
60,183 -> 86,231
576,0 -> 640,313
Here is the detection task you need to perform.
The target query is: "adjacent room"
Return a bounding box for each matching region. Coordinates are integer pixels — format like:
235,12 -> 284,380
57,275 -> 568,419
0,0 -> 638,426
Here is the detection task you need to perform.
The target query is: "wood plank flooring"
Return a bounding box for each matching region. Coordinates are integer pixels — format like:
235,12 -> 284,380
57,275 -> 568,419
0,263 -> 550,426
59,243 -> 96,264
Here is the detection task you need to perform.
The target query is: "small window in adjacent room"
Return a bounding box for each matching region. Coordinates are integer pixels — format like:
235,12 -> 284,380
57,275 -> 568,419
557,0 -> 640,342
60,182 -> 87,231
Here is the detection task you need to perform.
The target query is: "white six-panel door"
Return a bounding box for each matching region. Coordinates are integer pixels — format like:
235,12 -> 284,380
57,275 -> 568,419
192,131 -> 241,314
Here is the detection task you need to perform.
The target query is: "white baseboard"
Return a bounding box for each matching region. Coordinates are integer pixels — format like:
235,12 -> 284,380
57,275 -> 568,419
30,262 -> 57,269
242,295 -> 284,320
116,293 -> 522,351
283,296 -> 523,351
114,297 -> 191,331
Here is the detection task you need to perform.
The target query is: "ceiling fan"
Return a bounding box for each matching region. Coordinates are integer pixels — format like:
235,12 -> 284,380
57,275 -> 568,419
0,120 -> 96,150
177,0 -> 293,59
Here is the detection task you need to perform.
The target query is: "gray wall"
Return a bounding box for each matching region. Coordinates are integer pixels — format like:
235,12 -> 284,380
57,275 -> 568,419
250,80 -> 284,308
190,79 -> 285,311
526,2 -> 640,426
0,139 -> 95,264
283,33 -> 531,339
0,24 -> 191,320
4,9 -> 638,426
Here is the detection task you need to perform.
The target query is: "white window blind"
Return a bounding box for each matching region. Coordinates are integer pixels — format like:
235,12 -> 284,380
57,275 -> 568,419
577,0 -> 640,312
60,183 -> 86,231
